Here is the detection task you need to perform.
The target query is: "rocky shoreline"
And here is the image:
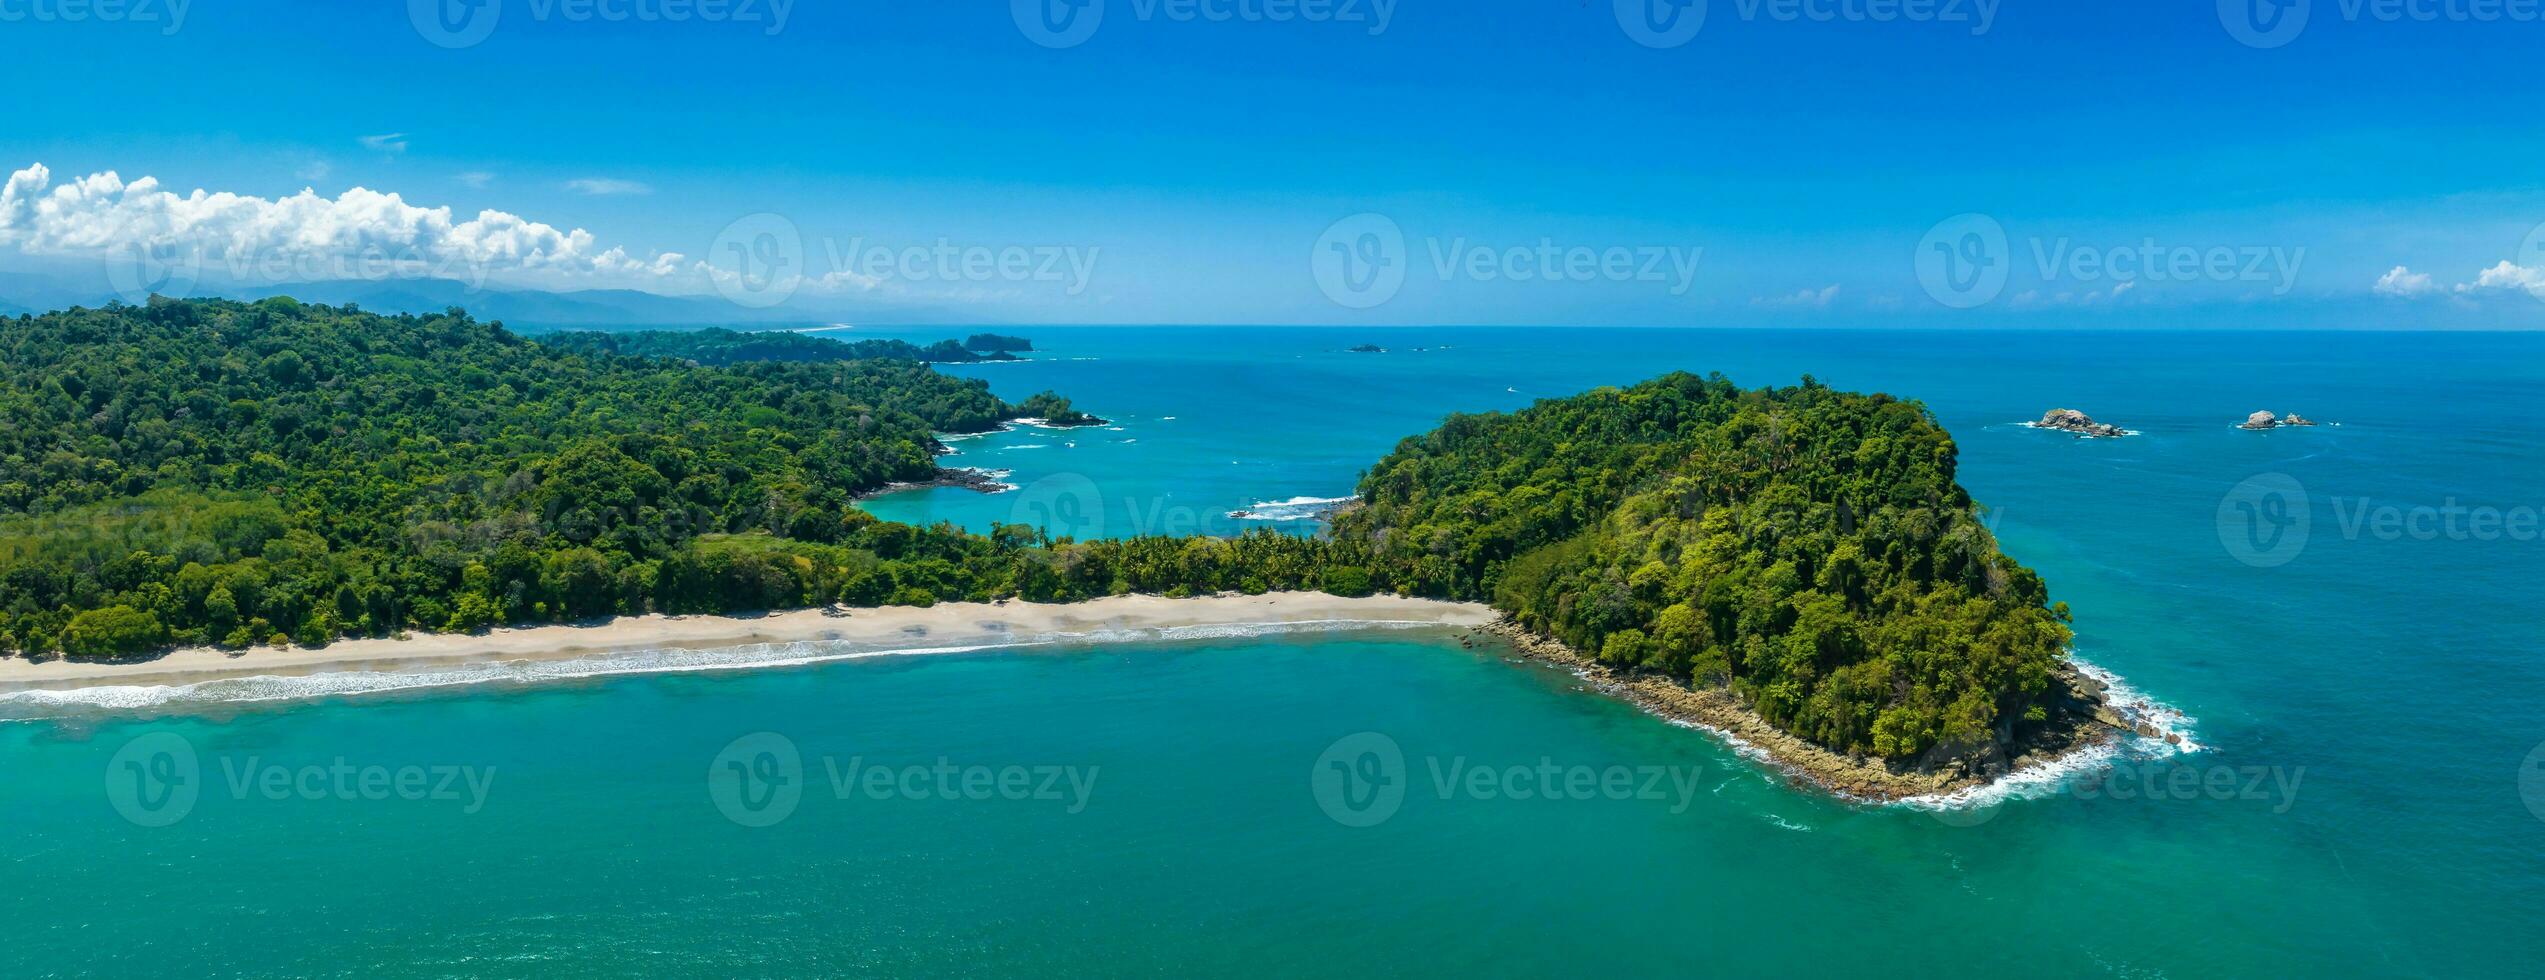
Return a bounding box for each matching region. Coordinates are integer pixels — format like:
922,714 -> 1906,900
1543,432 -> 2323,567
858,466 -> 1015,499
1469,618 -> 2133,802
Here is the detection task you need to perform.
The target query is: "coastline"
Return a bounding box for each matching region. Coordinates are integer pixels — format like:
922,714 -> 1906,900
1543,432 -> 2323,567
1472,620 -> 2138,802
0,593 -> 1496,691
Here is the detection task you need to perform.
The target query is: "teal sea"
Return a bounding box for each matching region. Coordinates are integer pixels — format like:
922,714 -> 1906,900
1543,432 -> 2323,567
6,327 -> 2542,976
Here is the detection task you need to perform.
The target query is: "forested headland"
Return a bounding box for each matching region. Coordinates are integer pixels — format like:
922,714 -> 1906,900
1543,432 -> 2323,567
1333,373 -> 2074,763
0,298 -> 2081,772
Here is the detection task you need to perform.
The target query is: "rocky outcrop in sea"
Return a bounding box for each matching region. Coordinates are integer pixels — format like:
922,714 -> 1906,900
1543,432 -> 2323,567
2240,410 -> 2322,430
2029,408 -> 2131,438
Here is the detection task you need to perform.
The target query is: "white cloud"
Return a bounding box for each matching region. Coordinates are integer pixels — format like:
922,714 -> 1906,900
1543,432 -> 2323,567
2466,260 -> 2545,298
0,162 -> 689,292
295,160 -> 332,182
456,171 -> 494,189
1753,284 -> 1839,309
2010,282 -> 2136,307
2374,260 -> 2545,300
2372,265 -> 2439,298
564,178 -> 652,196
359,133 -> 410,154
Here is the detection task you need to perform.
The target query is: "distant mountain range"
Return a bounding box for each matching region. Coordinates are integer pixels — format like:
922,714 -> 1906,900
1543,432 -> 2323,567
0,271 -> 968,331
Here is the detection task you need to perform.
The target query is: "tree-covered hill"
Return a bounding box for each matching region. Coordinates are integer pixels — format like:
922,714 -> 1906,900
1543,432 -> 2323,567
1333,372 -> 2072,763
539,327 -> 1018,367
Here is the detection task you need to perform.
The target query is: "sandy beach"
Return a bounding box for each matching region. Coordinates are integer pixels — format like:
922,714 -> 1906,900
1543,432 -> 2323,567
0,593 -> 1497,692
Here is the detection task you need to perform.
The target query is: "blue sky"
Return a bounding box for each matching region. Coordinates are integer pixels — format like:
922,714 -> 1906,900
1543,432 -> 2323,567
1,1 -> 2541,326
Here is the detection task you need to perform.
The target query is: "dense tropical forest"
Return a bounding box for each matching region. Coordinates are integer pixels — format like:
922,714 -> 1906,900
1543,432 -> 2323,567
0,298 -> 1127,658
538,326 -> 1018,366
0,299 -> 2069,766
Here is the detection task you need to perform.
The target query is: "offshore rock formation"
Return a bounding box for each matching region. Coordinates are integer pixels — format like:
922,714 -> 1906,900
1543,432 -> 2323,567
2030,408 -> 2131,438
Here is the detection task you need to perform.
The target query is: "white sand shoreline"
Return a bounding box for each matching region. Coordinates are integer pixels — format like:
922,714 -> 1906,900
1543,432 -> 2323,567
0,593 -> 1496,692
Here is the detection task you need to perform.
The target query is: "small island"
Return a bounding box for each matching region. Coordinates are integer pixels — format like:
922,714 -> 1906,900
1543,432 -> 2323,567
1347,343 -> 1386,353
2240,410 -> 2321,430
1015,390 -> 1109,427
2028,408 -> 2132,438
965,333 -> 1034,354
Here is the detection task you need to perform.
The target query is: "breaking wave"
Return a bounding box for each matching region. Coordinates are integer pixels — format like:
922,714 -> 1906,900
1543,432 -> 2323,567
1227,495 -> 1355,522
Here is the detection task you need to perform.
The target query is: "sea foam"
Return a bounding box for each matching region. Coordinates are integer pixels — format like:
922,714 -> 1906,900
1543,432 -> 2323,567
1227,495 -> 1355,522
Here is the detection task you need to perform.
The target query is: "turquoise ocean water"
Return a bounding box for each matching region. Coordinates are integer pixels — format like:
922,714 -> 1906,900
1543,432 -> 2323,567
5,327 -> 2541,976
